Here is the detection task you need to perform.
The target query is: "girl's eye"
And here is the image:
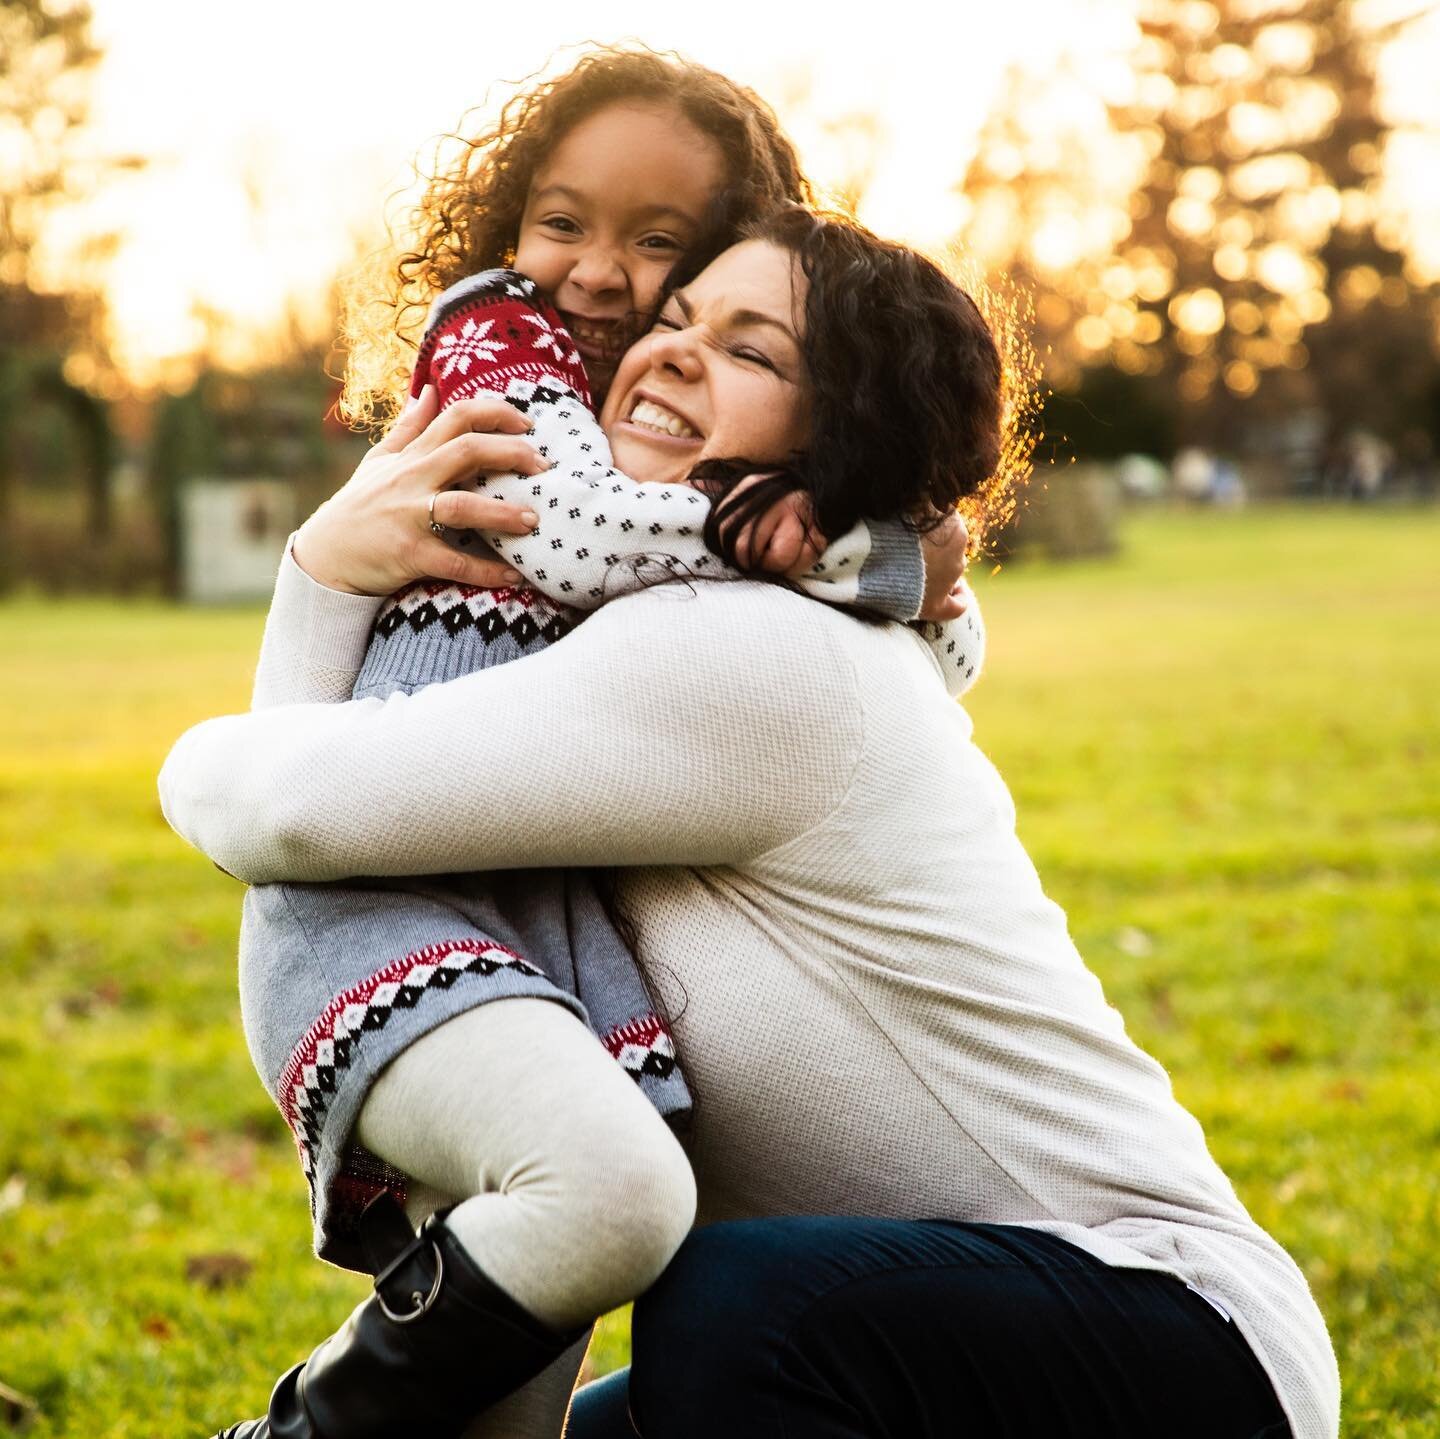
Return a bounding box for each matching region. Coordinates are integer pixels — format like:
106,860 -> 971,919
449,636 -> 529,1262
639,235 -> 682,251
541,217 -> 581,235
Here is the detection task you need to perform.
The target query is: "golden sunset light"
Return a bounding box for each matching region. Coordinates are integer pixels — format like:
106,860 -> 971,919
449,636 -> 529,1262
20,0 -> 1426,392
58,0 -> 1048,382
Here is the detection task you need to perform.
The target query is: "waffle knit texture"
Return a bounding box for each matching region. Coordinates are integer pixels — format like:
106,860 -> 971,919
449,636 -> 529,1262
160,567 -> 1340,1439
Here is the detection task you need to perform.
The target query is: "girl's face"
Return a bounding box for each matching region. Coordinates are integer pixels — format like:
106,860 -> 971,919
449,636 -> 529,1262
514,102 -> 727,401
597,239 -> 811,487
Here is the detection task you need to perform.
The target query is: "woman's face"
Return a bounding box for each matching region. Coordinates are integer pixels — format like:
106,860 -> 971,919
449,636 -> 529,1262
513,102 -> 728,401
597,239 -> 812,487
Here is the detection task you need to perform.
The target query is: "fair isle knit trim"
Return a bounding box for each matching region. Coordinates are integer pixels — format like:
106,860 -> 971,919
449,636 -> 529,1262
439,371 -> 588,414
601,1014 -> 680,1081
276,937 -> 549,1199
373,580 -> 577,647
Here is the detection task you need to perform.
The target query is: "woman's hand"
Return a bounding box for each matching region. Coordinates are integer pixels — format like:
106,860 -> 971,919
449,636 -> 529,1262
917,510 -> 971,622
291,386 -> 550,596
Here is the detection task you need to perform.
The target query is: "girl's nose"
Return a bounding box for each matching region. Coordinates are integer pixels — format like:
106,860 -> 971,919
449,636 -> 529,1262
568,244 -> 628,298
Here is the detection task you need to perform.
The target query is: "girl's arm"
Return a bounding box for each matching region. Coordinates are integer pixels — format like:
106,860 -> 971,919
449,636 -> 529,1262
159,584 -> 858,886
450,421 -> 936,621
911,591 -> 987,697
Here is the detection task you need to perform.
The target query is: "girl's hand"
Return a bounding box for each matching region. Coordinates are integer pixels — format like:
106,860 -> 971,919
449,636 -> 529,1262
291,386 -> 550,596
710,472 -> 826,575
917,510 -> 971,621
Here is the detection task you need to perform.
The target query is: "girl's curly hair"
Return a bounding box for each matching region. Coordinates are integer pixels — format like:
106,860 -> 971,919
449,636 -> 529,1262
682,206 -> 1006,558
342,44 -> 815,431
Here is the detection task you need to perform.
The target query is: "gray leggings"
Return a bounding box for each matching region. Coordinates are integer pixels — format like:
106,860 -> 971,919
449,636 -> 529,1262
354,996 -> 696,1439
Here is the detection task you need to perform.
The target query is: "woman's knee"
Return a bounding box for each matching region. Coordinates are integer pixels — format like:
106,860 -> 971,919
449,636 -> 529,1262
628,1221 -> 792,1418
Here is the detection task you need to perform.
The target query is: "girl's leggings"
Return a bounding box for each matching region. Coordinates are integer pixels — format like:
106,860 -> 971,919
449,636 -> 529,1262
351,995 -> 695,1439
567,1215 -> 1294,1439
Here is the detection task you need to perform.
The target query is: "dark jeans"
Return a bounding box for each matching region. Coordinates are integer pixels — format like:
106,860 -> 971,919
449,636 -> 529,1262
568,1216 -> 1292,1439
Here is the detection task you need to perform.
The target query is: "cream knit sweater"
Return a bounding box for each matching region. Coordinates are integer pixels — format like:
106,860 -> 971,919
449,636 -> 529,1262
159,550 -> 1339,1439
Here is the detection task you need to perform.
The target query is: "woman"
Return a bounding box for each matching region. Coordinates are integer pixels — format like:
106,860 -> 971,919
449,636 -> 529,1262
161,214 -> 1337,1439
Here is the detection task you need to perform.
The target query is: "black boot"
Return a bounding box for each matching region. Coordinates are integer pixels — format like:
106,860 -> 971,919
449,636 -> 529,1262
212,1193 -> 578,1438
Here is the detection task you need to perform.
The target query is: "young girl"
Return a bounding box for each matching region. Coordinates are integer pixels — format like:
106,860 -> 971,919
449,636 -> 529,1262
201,50 -> 986,1439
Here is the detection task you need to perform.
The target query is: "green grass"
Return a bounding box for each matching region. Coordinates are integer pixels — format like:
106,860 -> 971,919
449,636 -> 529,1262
1,505 -> 1436,1436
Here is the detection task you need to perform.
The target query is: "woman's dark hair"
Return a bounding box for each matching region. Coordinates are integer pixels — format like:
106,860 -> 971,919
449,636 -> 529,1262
675,206 -> 1005,561
344,44 -> 814,428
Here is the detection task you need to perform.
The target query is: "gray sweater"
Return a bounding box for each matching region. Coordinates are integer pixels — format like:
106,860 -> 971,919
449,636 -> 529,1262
159,553 -> 1339,1439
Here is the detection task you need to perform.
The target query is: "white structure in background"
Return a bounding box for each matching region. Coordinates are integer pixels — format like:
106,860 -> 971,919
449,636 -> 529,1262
1115,454 -> 1169,499
181,479 -> 295,603
1171,448 -> 1247,507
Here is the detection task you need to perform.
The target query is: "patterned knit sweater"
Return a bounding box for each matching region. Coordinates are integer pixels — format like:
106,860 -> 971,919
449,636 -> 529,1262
159,567 -> 1339,1439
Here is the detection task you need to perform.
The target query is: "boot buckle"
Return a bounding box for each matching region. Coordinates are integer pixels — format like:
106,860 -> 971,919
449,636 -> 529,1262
374,1239 -> 445,1325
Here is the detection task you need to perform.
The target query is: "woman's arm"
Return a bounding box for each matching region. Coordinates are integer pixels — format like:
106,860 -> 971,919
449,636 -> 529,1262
249,538 -> 386,709
160,584 -> 860,885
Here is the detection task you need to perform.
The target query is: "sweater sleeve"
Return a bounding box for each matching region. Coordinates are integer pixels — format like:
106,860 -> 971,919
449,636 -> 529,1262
158,584 -> 862,885
249,536 -> 385,709
910,593 -> 988,699
462,443 -> 929,621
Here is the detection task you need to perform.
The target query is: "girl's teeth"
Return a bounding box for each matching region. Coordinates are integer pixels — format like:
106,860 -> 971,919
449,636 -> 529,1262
630,400 -> 697,439
567,320 -> 619,350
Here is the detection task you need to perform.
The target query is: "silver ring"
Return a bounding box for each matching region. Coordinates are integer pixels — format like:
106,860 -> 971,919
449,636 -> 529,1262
428,491 -> 448,537
376,1240 -> 444,1324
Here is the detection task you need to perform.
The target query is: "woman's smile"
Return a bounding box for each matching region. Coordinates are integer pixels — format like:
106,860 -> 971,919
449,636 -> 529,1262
620,392 -> 703,443
599,239 -> 811,485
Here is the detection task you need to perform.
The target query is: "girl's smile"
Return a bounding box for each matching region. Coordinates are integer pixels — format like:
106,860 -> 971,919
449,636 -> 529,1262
513,102 -> 728,402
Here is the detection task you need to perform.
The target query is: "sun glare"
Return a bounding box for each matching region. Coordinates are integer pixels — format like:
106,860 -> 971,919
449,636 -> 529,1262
31,0 -> 1440,387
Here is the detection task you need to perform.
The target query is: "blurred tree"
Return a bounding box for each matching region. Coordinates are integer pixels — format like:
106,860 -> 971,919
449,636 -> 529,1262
0,0 -> 125,585
958,0 -> 1440,457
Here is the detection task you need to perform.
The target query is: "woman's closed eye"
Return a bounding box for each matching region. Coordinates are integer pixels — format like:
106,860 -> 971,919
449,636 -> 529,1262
729,345 -> 776,370
652,314 -> 777,370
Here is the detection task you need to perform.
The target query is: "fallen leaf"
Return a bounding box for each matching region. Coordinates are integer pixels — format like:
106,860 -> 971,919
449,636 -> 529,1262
1116,926 -> 1154,959
185,1253 -> 253,1291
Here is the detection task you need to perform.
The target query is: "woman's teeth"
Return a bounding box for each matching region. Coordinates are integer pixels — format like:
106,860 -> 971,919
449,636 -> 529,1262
629,399 -> 698,439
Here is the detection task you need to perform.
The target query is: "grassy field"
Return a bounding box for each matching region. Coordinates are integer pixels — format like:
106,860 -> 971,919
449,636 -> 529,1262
1,506 -> 1436,1436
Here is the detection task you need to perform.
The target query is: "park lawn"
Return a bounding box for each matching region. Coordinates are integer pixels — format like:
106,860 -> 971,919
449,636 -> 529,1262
1,505 -> 1436,1437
